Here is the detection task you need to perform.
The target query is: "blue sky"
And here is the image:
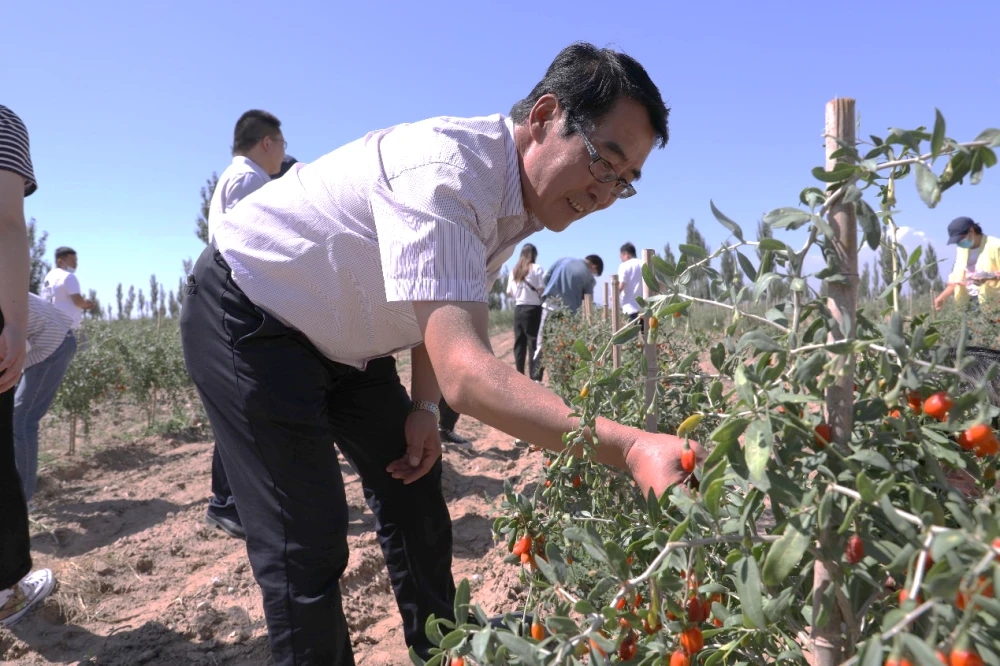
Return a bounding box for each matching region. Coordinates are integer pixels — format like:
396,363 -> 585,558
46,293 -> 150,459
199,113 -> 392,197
4,1 -> 997,310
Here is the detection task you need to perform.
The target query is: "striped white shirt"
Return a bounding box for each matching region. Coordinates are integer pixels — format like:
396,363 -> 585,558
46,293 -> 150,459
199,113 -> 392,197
207,156 -> 271,246
215,114 -> 540,369
26,294 -> 73,368
0,104 -> 36,196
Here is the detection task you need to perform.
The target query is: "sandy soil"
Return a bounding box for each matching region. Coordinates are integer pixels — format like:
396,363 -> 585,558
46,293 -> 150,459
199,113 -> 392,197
1,331 -> 542,665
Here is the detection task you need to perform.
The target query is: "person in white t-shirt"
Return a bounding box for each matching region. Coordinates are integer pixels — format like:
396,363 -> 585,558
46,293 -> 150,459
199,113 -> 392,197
617,242 -> 644,327
207,110 -> 286,247
506,243 -> 545,377
40,247 -> 94,330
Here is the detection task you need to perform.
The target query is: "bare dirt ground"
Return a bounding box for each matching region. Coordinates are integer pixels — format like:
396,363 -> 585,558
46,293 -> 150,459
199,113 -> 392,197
1,331 -> 542,665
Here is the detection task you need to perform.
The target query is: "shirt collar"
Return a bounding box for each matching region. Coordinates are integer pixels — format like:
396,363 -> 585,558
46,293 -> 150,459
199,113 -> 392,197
500,116 -> 542,234
232,155 -> 271,181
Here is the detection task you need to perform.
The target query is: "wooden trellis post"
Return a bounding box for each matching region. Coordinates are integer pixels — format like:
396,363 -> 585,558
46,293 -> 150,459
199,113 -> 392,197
812,97 -> 858,666
603,282 -> 610,321
582,294 -> 593,321
642,249 -> 659,432
610,275 -> 621,369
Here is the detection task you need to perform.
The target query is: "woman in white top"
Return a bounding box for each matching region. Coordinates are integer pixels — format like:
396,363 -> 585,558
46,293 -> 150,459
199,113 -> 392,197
506,243 -> 546,378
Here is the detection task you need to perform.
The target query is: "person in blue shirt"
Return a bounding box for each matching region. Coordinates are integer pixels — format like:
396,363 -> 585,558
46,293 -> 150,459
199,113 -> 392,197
532,255 -> 603,380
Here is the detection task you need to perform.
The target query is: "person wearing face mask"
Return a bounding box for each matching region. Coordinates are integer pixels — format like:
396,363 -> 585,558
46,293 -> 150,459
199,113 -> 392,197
933,216 -> 1000,311
40,247 -> 94,330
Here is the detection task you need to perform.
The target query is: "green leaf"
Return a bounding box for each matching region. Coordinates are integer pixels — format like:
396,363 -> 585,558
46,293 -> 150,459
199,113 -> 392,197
811,163 -> 856,184
912,162 -> 941,208
758,238 -> 787,253
900,633 -> 948,666
857,638 -> 884,666
454,579 -> 471,626
764,207 -> 812,229
736,251 -> 757,282
705,477 -> 725,519
710,343 -> 726,372
856,199 -> 881,251
931,109 -> 946,159
707,418 -> 750,468
734,364 -> 755,405
975,127 -> 1000,148
857,471 -> 875,503
612,326 -> 639,344
710,200 -> 744,241
733,555 -> 767,628
744,419 -> 773,491
573,339 -> 592,362
574,599 -> 598,615
930,530 -> 965,561
472,628 -> 492,662
439,628 -> 467,651
679,243 -> 708,260
850,449 -> 893,472
409,646 -> 427,666
737,330 -> 783,353
762,515 -> 811,585
495,632 -> 541,665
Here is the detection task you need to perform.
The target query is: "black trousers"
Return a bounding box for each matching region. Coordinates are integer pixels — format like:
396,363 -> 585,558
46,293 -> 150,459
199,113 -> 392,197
513,304 -> 542,377
180,248 -> 455,666
208,443 -> 237,519
0,307 -> 32,590
438,397 -> 459,432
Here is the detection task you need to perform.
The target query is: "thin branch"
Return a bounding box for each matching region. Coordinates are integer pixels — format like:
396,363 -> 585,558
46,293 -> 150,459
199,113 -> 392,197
674,293 -> 789,334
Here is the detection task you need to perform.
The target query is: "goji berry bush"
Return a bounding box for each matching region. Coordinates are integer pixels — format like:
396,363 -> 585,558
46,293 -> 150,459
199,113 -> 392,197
417,113 -> 1000,666
52,318 -> 192,445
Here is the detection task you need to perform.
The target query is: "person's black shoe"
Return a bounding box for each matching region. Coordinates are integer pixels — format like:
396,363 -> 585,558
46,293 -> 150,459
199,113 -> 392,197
440,429 -> 473,449
206,511 -> 246,540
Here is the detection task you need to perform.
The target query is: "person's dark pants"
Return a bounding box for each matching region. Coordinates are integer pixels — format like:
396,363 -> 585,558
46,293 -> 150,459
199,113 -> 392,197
0,307 -> 33,591
439,397 -> 460,432
513,304 -> 542,377
207,444 -> 239,522
180,248 -> 455,666
627,312 -> 646,335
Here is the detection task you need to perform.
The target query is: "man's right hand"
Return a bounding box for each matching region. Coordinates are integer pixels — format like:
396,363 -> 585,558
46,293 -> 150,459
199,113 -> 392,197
625,432 -> 705,497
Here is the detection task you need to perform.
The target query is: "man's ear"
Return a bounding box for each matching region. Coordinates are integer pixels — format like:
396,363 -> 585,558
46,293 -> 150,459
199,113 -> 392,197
527,94 -> 562,144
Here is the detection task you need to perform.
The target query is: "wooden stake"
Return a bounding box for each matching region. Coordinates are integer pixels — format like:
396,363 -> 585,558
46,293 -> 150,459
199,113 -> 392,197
603,282 -> 610,321
69,414 -> 77,456
812,97 -> 858,666
642,249 -> 658,432
583,294 -> 593,321
610,275 -> 621,369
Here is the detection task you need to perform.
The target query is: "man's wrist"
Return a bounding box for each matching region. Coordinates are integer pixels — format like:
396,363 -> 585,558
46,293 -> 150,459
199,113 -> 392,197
410,399 -> 440,425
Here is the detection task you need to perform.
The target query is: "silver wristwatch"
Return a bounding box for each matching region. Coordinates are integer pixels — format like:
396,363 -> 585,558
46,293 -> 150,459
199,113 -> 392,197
410,400 -> 441,424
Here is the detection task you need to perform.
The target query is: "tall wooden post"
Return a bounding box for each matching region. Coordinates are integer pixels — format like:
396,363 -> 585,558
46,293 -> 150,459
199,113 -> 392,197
582,294 -> 593,322
603,282 -> 610,321
610,275 -> 621,369
813,97 -> 858,666
642,249 -> 658,432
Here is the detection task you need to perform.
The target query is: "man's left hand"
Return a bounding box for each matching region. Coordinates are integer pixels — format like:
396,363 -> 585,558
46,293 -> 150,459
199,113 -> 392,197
386,409 -> 442,484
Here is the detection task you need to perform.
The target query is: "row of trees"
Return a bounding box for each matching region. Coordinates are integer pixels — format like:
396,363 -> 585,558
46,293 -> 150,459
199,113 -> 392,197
661,217 -> 948,307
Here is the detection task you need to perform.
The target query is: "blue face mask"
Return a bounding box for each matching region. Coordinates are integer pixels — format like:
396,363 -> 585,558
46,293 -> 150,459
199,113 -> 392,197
958,238 -> 975,249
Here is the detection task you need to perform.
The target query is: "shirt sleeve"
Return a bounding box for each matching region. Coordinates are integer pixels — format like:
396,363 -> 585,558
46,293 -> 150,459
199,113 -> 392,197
370,162 -> 492,303
224,172 -> 269,212
529,265 -> 545,291
0,106 -> 37,196
64,273 -> 81,296
583,275 -> 596,296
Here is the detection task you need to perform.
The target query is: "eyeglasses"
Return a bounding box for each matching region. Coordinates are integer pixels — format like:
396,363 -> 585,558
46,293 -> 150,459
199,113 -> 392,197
570,116 -> 636,199
269,136 -> 287,150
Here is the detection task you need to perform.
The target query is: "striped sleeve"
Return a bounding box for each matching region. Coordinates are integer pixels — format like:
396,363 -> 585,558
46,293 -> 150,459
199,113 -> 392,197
0,105 -> 37,196
25,294 -> 72,368
371,162 -> 489,303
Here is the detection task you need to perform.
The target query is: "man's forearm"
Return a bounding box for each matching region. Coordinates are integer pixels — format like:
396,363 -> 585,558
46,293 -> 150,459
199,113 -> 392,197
0,217 -> 29,330
410,343 -> 442,404
452,351 -> 636,470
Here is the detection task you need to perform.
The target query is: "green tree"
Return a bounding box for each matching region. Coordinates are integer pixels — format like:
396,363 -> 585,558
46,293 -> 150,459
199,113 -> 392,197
909,253 -> 929,297
86,289 -> 102,320
662,243 -> 676,267
685,219 -> 711,299
858,262 -> 871,301
718,244 -> 744,294
124,286 -> 136,319
137,289 -> 146,319
925,243 -> 945,294
168,290 -> 179,318
195,172 -> 219,245
116,283 -> 124,320
27,218 -> 51,295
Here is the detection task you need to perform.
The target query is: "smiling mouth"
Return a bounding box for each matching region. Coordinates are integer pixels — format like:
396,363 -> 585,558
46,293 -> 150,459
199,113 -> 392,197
567,197 -> 585,214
